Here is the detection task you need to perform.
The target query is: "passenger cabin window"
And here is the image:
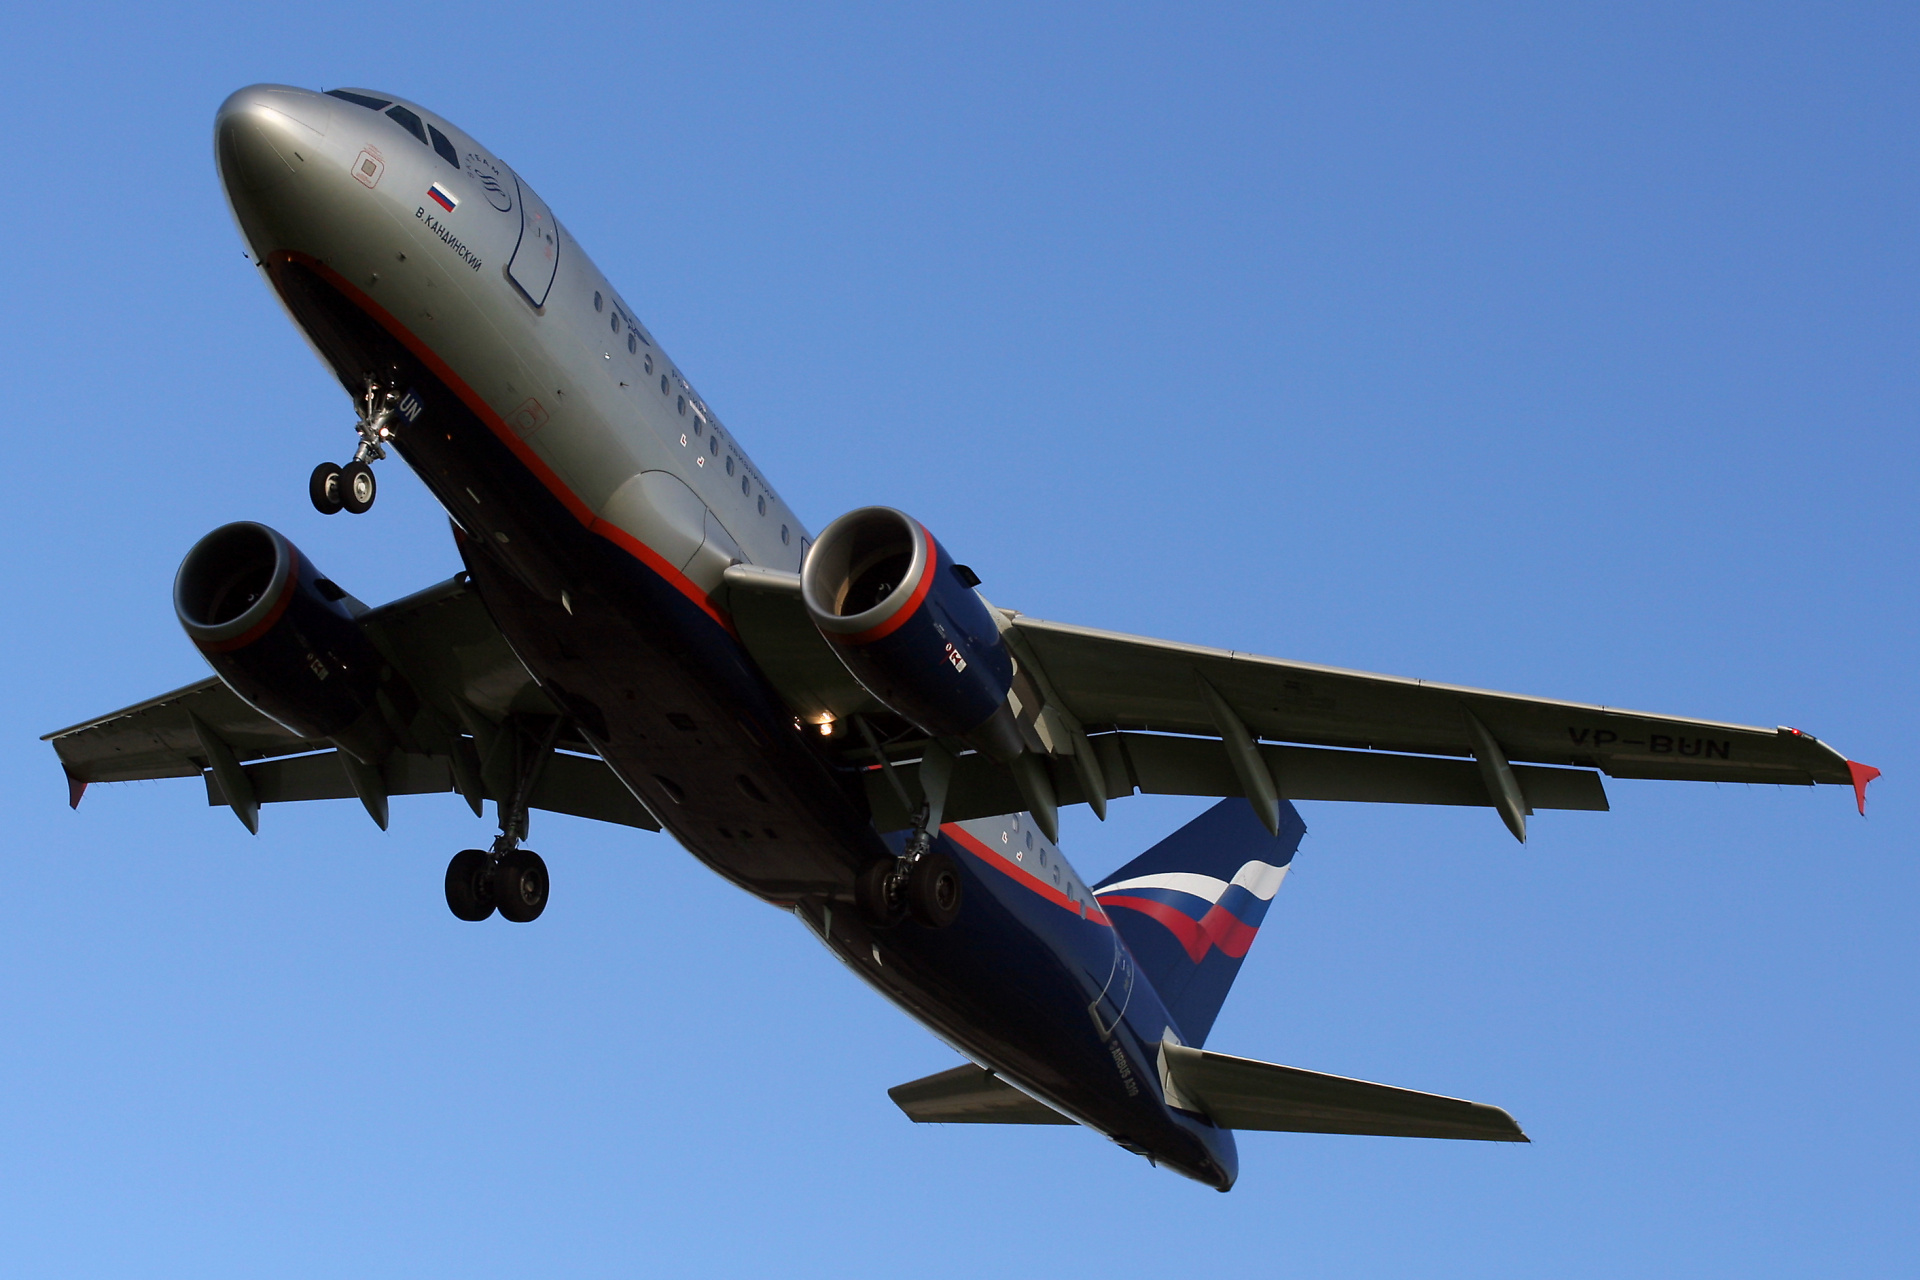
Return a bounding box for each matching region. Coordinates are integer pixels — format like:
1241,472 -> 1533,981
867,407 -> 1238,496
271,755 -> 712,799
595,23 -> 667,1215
628,333 -> 638,354
593,291 -> 603,312
326,90 -> 391,111
427,124 -> 460,168
386,105 -> 429,146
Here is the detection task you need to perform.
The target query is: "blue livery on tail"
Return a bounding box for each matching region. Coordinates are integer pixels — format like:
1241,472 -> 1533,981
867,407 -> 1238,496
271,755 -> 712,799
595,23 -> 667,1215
1095,799 -> 1307,1047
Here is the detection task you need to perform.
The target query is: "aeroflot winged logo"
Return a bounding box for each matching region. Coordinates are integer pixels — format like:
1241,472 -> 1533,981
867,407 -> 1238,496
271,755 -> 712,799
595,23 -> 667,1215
1093,860 -> 1288,962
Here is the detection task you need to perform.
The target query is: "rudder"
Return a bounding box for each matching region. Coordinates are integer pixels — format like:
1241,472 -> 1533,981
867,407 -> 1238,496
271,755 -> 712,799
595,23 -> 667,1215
1092,798 -> 1306,1046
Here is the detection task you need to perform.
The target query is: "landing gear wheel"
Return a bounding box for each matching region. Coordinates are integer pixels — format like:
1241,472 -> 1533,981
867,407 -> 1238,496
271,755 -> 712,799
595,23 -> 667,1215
856,858 -> 905,926
445,848 -> 495,921
309,462 -> 345,515
905,850 -> 963,928
494,848 -> 549,923
341,461 -> 377,514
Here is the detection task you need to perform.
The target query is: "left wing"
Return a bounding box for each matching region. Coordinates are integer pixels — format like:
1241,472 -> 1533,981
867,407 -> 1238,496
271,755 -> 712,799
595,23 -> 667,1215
718,567 -> 1875,840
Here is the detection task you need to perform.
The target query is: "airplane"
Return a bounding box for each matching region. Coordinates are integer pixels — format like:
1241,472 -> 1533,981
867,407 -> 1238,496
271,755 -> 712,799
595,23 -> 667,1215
42,84 -> 1878,1191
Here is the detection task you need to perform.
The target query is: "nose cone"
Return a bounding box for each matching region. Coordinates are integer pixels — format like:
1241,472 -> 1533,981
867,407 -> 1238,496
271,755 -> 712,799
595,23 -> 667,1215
215,84 -> 332,196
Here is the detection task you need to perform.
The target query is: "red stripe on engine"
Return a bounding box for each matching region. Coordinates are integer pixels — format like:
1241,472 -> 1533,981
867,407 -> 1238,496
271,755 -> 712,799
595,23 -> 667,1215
196,560 -> 299,654
836,525 -> 937,646
274,252 -> 735,636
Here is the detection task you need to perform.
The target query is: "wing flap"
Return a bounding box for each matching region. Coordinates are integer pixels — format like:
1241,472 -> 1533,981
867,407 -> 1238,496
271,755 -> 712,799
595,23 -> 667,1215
888,1064 -> 1076,1125
863,732 -> 1608,831
1161,1043 -> 1527,1142
204,748 -> 660,831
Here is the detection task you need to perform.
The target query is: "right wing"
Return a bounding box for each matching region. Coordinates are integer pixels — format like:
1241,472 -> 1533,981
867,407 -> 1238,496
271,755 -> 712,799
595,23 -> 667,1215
44,575 -> 657,833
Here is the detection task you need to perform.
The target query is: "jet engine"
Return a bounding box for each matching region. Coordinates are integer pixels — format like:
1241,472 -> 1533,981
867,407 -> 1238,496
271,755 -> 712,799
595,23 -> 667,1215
174,522 -> 387,741
802,507 -> 1023,757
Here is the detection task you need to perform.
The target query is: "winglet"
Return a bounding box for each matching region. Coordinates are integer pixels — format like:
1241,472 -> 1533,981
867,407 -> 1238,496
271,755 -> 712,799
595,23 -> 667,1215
1847,761 -> 1881,816
64,767 -> 87,810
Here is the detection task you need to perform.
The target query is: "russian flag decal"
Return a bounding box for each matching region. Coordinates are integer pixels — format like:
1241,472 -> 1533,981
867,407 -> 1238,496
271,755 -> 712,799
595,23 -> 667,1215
427,182 -> 458,213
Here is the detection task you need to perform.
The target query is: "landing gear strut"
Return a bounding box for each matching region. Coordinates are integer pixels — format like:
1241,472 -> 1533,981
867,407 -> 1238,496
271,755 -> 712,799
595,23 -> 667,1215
857,800 -> 964,929
443,714 -> 566,924
852,732 -> 964,929
311,377 -> 400,515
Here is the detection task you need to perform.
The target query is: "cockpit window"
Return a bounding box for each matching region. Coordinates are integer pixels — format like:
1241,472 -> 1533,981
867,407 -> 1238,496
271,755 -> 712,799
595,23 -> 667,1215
427,124 -> 460,169
326,90 -> 391,111
385,105 -> 429,145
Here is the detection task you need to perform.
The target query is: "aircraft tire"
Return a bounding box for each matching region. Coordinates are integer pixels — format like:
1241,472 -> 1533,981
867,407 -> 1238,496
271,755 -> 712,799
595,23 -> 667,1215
855,859 -> 905,926
494,849 -> 549,923
905,851 -> 963,929
341,461 -> 377,514
309,462 -> 345,515
445,849 -> 496,921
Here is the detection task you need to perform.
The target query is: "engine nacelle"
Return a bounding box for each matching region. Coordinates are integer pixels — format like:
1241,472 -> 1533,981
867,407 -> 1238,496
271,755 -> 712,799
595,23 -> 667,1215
174,522 -> 387,742
802,507 -> 1023,756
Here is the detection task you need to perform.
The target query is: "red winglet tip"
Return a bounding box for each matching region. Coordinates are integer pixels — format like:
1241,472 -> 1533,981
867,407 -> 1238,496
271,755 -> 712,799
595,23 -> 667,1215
64,769 -> 87,810
1846,761 -> 1881,816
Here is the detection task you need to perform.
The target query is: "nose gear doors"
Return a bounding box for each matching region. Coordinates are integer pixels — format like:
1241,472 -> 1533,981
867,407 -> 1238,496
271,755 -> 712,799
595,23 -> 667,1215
507,175 -> 560,308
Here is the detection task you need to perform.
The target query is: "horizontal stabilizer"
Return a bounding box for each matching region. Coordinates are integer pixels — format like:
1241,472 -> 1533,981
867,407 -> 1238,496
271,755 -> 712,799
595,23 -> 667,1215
1161,1042 -> 1527,1142
888,1065 -> 1074,1125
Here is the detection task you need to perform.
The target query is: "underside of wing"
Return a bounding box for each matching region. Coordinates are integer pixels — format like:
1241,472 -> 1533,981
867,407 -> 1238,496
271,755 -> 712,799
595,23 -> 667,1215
719,565 -> 1872,840
1009,614 -> 1856,789
44,574 -> 658,833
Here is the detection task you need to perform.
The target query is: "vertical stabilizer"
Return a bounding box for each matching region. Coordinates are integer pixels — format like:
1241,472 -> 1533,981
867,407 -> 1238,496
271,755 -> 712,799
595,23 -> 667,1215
1092,798 -> 1306,1046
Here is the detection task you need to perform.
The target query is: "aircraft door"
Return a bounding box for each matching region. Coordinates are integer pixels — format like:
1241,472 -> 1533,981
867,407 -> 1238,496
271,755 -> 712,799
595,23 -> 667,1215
507,176 -> 560,308
1089,933 -> 1136,1040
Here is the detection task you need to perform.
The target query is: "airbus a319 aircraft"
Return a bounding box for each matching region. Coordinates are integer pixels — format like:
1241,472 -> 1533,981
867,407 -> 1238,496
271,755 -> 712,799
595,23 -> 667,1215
45,85 -> 1877,1190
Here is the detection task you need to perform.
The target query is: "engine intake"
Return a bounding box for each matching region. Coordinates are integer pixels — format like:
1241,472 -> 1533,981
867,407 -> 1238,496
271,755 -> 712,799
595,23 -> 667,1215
174,522 -> 387,741
802,507 -> 1021,756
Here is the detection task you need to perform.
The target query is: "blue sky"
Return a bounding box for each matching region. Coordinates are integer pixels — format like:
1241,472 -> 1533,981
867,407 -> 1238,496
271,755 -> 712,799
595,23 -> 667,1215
2,2 -> 1913,1275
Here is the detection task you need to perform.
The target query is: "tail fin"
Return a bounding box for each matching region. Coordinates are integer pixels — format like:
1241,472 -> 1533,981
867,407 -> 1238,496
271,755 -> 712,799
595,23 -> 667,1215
1092,798 -> 1306,1046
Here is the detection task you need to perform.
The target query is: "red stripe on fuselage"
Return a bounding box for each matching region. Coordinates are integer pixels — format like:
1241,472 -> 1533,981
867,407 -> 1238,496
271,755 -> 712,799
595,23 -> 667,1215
1095,894 -> 1259,963
942,823 -> 1110,925
273,251 -> 736,636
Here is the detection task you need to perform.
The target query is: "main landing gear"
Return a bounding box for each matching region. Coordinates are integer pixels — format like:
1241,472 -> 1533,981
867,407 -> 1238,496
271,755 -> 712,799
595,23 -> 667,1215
444,714 -> 565,924
857,804 -> 964,929
310,377 -> 401,515
445,841 -> 550,923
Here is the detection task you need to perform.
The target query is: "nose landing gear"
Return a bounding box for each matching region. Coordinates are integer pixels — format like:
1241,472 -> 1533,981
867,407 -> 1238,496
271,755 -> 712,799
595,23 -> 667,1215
310,377 -> 401,515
